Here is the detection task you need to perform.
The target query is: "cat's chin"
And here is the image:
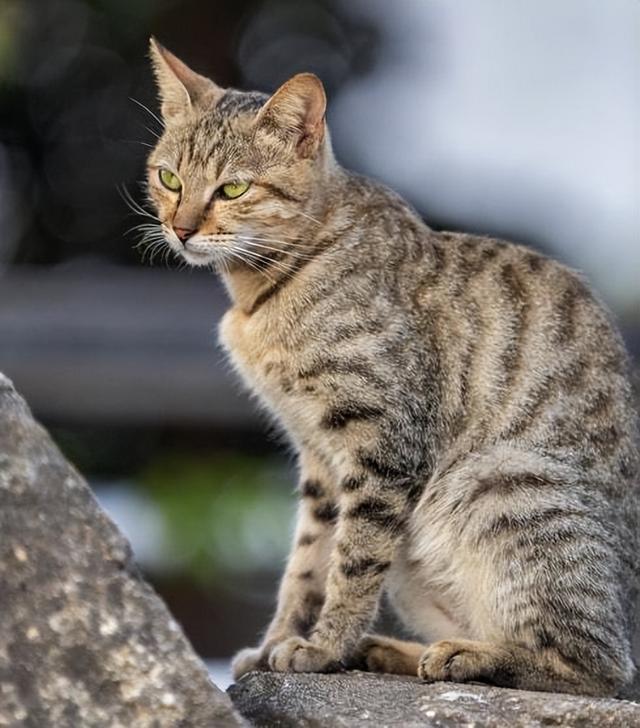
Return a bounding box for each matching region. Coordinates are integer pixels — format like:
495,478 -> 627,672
180,249 -> 217,268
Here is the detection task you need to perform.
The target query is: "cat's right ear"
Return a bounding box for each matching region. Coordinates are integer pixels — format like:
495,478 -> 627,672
149,37 -> 224,123
254,73 -> 327,158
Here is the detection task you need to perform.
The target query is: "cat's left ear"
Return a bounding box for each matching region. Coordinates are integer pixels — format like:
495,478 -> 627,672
254,73 -> 326,158
149,37 -> 225,122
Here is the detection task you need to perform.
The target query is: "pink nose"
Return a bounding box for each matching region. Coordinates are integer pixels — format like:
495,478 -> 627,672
174,227 -> 195,243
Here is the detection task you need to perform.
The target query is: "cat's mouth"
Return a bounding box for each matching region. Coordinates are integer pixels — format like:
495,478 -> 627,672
182,241 -> 218,267
175,232 -> 287,270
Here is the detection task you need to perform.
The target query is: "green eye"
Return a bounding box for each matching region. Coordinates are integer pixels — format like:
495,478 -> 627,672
221,181 -> 250,199
159,168 -> 181,191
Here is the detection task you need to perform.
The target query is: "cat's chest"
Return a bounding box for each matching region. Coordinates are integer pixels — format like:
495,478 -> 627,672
218,307 -> 321,440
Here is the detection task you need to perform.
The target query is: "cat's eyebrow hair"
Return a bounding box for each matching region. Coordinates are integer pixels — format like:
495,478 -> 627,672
152,159 -> 175,170
216,167 -> 254,184
215,160 -> 244,183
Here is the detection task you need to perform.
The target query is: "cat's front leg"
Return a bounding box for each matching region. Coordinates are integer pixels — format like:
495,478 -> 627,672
231,457 -> 336,679
269,463 -> 417,673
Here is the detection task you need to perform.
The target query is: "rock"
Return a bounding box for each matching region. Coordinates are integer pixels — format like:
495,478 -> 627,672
0,375 -> 244,727
228,671 -> 640,727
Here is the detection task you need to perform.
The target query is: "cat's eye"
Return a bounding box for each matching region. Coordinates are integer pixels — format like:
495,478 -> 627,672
221,181 -> 250,199
159,168 -> 182,192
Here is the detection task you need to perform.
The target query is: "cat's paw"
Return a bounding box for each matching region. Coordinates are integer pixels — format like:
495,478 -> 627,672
231,645 -> 270,679
268,636 -> 342,673
352,635 -> 418,674
418,639 -> 502,683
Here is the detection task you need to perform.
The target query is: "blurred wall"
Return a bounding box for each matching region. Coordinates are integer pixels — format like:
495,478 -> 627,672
330,0 -> 639,318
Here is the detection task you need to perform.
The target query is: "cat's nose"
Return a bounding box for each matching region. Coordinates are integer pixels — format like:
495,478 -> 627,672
174,226 -> 195,243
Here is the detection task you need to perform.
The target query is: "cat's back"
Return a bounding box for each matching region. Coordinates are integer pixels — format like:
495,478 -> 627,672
409,229 -> 636,468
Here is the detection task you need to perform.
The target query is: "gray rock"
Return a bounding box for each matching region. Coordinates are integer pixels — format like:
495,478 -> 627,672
0,376 -> 244,727
229,671 -> 640,727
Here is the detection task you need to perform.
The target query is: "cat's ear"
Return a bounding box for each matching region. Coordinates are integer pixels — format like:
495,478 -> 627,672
255,73 -> 326,158
149,37 -> 224,122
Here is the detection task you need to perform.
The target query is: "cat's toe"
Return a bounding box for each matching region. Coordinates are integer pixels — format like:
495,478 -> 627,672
419,640 -> 471,682
353,636 -> 398,673
231,646 -> 269,679
418,639 -> 500,683
269,636 -> 342,673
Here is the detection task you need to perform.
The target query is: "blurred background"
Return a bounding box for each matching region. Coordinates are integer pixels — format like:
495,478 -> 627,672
0,0 -> 638,687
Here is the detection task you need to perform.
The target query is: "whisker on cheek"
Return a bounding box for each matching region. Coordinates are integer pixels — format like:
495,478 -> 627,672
236,247 -> 301,280
293,209 -> 322,226
223,247 -> 279,286
238,239 -> 316,260
118,184 -> 160,222
238,235 -> 316,250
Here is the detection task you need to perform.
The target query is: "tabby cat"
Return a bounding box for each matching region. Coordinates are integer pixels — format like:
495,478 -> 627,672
145,38 -> 639,696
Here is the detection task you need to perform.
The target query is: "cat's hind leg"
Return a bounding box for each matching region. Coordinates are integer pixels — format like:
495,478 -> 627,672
404,453 -> 635,696
353,635 -> 615,695
417,639 -> 611,696
416,460 -> 634,696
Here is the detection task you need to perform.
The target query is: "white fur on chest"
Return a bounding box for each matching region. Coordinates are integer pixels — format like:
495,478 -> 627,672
218,308 -> 322,449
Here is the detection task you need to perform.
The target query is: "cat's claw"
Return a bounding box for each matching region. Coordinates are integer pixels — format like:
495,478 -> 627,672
268,636 -> 342,673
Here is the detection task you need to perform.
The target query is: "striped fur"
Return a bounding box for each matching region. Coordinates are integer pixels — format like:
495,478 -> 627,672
146,41 -> 640,697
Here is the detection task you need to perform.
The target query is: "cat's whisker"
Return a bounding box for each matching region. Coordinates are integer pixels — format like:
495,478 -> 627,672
162,245 -> 174,269
242,230 -> 309,242
139,243 -> 156,265
194,231 -> 314,250
119,139 -> 155,149
142,239 -> 168,265
129,96 -> 165,131
295,209 -> 322,226
237,238 -> 316,261
239,236 -> 316,252
143,124 -> 162,140
135,237 -> 164,256
237,247 -> 299,280
224,247 -> 279,286
134,231 -> 164,247
126,222 -> 162,237
193,235 -> 315,262
233,243 -> 290,269
135,228 -> 166,246
118,184 -> 161,222
244,231 -> 316,245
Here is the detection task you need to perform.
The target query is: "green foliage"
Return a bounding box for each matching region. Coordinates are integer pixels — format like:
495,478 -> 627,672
141,452 -> 295,585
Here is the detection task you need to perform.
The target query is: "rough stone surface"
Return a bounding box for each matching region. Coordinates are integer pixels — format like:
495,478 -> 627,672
229,671 -> 640,727
0,374 -> 244,727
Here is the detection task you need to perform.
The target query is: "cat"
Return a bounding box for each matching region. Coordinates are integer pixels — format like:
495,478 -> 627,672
145,38 -> 639,697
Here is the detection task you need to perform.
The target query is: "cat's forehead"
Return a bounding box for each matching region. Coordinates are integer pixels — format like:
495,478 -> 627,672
159,89 -> 270,175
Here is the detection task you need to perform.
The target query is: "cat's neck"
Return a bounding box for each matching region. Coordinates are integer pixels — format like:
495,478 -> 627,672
219,230 -> 330,315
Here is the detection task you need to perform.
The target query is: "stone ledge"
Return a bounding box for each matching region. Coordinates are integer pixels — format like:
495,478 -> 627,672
228,671 -> 640,728
0,377 -> 244,727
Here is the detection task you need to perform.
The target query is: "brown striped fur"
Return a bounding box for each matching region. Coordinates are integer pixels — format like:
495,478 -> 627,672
146,39 -> 640,697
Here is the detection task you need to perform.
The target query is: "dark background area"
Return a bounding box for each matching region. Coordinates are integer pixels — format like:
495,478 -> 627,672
0,0 -> 638,684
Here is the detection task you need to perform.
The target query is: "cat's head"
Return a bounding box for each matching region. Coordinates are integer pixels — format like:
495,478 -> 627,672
145,38 -> 330,269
